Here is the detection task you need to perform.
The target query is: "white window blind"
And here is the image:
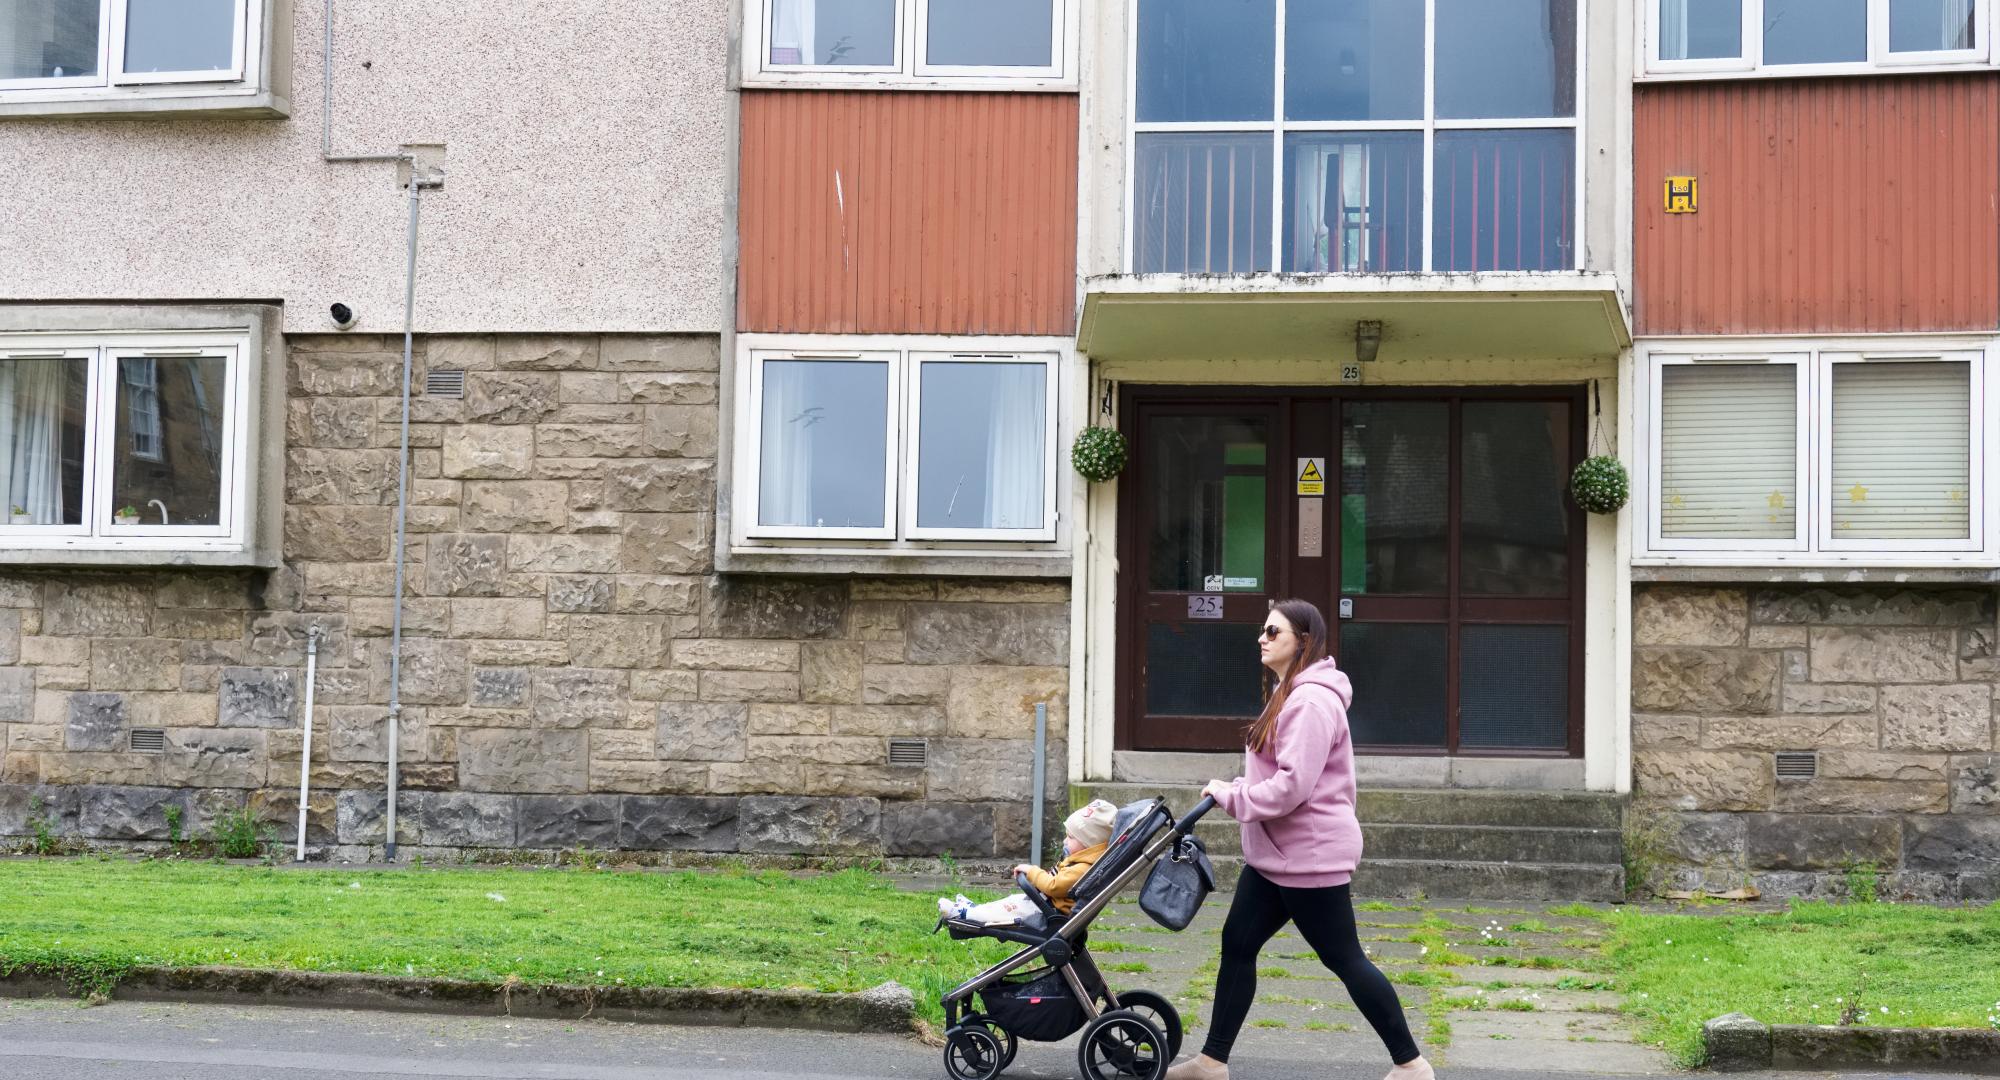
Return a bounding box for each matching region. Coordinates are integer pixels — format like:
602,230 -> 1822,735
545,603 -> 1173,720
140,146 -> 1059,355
1829,360 -> 1971,539
1660,362 -> 1797,538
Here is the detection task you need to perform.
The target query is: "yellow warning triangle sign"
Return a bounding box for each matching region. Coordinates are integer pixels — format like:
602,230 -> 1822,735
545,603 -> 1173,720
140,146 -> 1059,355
1298,461 -> 1324,483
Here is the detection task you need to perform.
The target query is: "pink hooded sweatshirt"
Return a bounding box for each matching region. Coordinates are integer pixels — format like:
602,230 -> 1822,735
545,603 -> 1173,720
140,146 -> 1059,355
1211,657 -> 1362,888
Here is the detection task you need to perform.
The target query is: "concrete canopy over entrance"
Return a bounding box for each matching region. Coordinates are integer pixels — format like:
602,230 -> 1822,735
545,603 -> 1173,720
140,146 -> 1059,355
1078,272 -> 1631,363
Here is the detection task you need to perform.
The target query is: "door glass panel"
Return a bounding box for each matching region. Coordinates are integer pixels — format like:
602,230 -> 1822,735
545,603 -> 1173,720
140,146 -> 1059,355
1148,416 -> 1269,592
1340,401 -> 1447,594
1459,624 -> 1568,748
1339,622 -> 1447,747
1146,622 -> 1265,717
1460,401 -> 1569,596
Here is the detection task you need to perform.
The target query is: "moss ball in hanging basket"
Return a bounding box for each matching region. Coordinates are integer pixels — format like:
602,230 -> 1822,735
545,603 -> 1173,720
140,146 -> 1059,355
1570,454 -> 1630,515
1071,425 -> 1130,483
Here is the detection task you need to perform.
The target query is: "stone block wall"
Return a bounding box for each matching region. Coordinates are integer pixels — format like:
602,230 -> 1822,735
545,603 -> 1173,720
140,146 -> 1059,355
0,334 -> 1069,862
1632,584 -> 2000,900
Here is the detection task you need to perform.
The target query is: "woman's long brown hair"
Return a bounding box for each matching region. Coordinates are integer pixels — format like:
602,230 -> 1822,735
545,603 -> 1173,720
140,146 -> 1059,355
1245,598 -> 1330,754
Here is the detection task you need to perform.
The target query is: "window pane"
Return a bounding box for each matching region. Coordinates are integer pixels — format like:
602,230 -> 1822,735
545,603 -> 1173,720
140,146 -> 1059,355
1339,622 -> 1447,748
1284,0 -> 1422,121
916,361 -> 1046,531
1282,132 -> 1422,273
1135,0 -> 1275,122
758,359 -> 889,529
1435,0 -> 1576,119
1659,0 -> 1743,60
1461,402 -> 1570,597
1659,363 -> 1796,539
112,356 -> 226,527
1146,622 -> 1265,717
123,0 -> 234,74
1763,0 -> 1865,63
1341,401 -> 1447,595
1134,133 -> 1274,274
1890,0 -> 1976,52
1459,625 -> 1568,749
2,0 -> 99,80
0,357 -> 87,526
1830,361 -> 1972,540
926,0 -> 1052,67
768,0 -> 896,67
1146,416 -> 1268,592
1432,129 -> 1575,272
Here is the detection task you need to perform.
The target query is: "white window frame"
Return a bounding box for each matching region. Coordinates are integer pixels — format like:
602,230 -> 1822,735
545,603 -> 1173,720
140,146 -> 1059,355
109,0 -> 248,85
745,0 -> 1077,89
1646,351 -> 1812,555
743,348 -> 901,541
1640,0 -> 1992,79
903,351 -> 1061,542
1817,349 -> 1984,554
1636,336 -> 1999,567
0,0 -> 271,112
731,333 -> 1070,554
0,347 -> 97,540
1,331 -> 250,552
1122,0 -> 1587,275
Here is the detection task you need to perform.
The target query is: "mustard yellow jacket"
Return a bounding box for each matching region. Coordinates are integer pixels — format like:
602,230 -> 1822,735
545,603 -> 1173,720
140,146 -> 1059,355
1022,842 -> 1108,914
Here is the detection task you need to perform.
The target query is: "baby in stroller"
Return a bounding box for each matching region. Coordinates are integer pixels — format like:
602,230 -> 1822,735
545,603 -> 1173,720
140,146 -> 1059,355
938,799 -> 1116,925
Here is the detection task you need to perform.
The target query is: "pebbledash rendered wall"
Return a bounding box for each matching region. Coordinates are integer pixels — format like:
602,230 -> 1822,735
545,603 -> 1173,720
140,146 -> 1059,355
1631,584 -> 2000,901
0,332 -> 1068,862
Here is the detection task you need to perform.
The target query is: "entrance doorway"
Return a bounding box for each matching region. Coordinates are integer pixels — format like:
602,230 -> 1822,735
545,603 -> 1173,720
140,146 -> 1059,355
1115,386 -> 1584,757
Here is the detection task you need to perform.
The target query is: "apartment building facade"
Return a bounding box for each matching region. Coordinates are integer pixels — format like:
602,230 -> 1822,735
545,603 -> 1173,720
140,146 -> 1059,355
2,0 -> 1995,898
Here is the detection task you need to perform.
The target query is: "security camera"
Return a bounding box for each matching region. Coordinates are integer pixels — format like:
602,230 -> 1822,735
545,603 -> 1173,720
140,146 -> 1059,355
329,303 -> 358,331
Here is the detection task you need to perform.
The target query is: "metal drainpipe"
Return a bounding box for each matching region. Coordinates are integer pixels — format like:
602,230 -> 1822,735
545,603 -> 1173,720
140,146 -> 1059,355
322,0 -> 440,861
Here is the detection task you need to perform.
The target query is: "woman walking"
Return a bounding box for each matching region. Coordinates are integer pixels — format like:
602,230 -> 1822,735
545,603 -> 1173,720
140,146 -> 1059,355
1165,599 -> 1433,1080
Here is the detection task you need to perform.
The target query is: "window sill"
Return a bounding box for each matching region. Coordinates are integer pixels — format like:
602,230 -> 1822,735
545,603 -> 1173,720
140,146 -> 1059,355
0,543 -> 275,570
0,88 -> 288,120
739,75 -> 1076,93
1633,562 -> 2000,585
1637,61 -> 1997,83
720,544 -> 1071,578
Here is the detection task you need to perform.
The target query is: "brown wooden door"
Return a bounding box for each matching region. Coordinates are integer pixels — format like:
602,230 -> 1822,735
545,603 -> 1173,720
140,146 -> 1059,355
1116,386 -> 1585,757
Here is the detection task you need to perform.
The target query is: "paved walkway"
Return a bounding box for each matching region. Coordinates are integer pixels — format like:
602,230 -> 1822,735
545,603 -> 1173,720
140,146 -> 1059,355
1080,896 -> 1674,1075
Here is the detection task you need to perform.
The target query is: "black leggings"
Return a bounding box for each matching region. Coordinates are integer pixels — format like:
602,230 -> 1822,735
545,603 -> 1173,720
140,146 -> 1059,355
1199,866 -> 1421,1066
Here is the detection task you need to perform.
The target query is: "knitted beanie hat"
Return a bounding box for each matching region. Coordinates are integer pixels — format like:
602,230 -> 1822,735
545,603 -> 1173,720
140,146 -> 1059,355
1064,798 -> 1117,849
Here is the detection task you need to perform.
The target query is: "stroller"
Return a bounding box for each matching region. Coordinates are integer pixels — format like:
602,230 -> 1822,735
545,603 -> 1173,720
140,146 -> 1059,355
933,796 -> 1218,1080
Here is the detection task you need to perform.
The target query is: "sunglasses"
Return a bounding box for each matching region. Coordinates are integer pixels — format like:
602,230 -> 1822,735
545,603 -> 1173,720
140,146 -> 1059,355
1260,625 -> 1289,640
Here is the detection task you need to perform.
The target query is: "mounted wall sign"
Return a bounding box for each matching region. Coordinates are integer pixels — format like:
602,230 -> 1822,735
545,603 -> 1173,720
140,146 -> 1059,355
1296,458 -> 1326,496
1665,176 -> 1697,214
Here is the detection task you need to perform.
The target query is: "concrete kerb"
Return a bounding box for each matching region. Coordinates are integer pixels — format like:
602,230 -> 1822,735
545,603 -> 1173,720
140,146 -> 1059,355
1704,1012 -> 2000,1074
0,966 -> 919,1036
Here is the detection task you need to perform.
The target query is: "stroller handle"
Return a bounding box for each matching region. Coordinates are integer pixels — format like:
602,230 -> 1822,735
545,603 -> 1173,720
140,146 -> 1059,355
1175,794 -> 1217,836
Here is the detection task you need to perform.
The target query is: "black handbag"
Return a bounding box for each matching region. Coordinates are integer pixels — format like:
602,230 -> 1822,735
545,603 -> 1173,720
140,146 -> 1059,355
1138,833 -> 1216,930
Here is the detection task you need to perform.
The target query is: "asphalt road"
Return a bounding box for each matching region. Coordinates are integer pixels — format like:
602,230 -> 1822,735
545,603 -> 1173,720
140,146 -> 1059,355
0,999 -> 1983,1080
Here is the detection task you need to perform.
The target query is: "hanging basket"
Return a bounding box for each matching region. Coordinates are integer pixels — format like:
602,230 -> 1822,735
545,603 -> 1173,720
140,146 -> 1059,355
1071,426 -> 1130,483
1570,454 -> 1630,515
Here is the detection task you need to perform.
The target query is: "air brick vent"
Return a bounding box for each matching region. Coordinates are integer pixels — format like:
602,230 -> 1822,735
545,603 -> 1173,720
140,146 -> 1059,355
424,369 -> 466,398
130,729 -> 166,753
1775,751 -> 1817,780
888,738 -> 928,766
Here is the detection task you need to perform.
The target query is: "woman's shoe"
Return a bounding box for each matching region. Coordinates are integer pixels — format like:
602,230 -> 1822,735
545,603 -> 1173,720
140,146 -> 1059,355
1384,1056 -> 1435,1080
1164,1054 -> 1229,1080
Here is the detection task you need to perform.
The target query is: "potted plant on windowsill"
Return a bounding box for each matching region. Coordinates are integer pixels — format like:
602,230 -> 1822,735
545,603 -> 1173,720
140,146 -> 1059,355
8,505 -> 30,526
113,505 -> 141,527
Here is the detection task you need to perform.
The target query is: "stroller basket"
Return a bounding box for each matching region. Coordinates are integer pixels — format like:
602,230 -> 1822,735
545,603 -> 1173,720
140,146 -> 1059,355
978,967 -> 1087,1042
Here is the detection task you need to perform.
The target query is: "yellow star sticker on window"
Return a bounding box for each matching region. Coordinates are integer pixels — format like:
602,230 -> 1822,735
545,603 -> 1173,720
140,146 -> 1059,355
1668,493 -> 1685,509
1848,484 -> 1869,503
1767,491 -> 1786,509
1948,489 -> 1966,503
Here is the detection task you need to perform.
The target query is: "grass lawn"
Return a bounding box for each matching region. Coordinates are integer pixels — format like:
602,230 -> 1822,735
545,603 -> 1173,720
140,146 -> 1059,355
0,858 -> 1013,1026
1595,899 -> 2000,1066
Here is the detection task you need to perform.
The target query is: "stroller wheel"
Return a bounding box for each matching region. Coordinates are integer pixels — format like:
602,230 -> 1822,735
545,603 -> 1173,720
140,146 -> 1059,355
1076,1009 -> 1168,1080
943,1024 -> 1006,1080
1110,990 -> 1182,1062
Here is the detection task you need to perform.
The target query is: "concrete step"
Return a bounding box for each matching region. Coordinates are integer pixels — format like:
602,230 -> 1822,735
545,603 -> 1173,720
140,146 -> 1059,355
1353,858 -> 1626,903
1190,820 -> 1621,865
1075,782 -> 1626,831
